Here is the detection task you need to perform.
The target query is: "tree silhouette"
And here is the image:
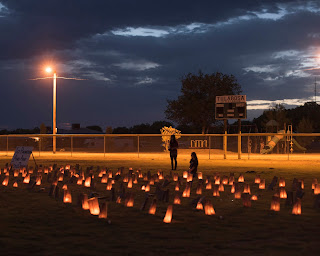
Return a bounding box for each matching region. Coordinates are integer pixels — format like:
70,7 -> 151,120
165,71 -> 241,133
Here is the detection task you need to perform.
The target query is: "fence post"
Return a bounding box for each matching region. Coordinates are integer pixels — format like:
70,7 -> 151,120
71,136 -> 73,157
238,132 -> 241,160
223,132 -> 227,159
104,136 -> 106,157
137,135 -> 140,158
6,136 -> 8,156
209,135 -> 211,159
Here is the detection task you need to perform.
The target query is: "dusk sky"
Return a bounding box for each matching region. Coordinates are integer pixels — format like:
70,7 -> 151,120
1,0 -> 320,130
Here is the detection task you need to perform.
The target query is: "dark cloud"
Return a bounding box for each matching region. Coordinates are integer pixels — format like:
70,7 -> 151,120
1,0 -> 320,129
0,0 -> 306,60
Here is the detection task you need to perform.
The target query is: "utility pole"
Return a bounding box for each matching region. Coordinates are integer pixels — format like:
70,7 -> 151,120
315,77 -> 317,103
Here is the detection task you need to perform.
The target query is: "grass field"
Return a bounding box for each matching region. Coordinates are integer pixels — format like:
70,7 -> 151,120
0,153 -> 320,256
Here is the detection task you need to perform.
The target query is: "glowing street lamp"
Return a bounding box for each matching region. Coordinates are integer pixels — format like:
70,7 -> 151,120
30,65 -> 86,154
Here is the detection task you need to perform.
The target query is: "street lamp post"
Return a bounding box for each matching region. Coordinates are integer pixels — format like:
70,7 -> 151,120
31,67 -> 86,154
46,67 -> 57,153
53,71 -> 57,153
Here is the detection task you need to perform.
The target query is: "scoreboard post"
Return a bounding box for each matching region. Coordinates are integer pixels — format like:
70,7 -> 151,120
215,95 -> 247,160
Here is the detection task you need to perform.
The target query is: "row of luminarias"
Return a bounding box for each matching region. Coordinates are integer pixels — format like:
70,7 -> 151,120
2,166 -> 319,220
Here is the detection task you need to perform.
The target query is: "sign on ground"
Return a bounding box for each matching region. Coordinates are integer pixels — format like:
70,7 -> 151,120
11,146 -> 33,169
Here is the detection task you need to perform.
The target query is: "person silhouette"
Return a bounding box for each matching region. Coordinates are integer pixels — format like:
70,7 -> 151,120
189,152 -> 198,178
169,135 -> 178,170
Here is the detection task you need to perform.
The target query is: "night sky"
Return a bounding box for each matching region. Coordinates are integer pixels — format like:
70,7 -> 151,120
1,0 -> 320,130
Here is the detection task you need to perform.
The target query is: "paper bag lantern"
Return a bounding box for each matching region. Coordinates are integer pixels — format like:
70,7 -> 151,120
204,201 -> 215,215
243,183 -> 251,194
82,194 -> 89,210
312,178 -> 318,190
206,181 -> 212,190
175,182 -> 180,191
58,174 -> 64,182
88,197 -> 100,215
238,174 -> 244,183
145,183 -> 151,192
148,199 -> 157,215
13,182 -> 18,188
99,203 -> 108,219
127,178 -> 133,188
298,179 -> 304,189
173,194 -> 181,205
292,199 -> 301,215
133,175 -> 138,184
229,176 -> 234,185
279,177 -> 285,187
183,171 -> 188,179
196,201 -> 203,210
222,176 -> 228,185
198,172 -> 203,180
270,196 -> 280,211
63,190 -> 72,203
254,175 -> 261,184
234,190 -> 241,199
231,184 -> 235,194
187,173 -> 193,182
125,195 -> 134,207
2,176 -> 9,186
314,184 -> 320,195
213,185 -> 220,197
259,179 -> 265,189
123,175 -> 129,183
77,177 -> 83,185
62,184 -> 68,190
106,180 -> 113,190
23,174 -> 30,184
163,205 -> 173,223
182,185 -> 191,198
250,195 -> 258,201
279,188 -> 287,199
36,176 -> 41,186
173,173 -> 179,181
101,174 -> 108,183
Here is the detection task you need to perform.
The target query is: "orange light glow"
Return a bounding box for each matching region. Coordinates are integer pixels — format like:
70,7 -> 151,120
45,67 -> 53,73
173,194 -> 181,205
163,205 -> 173,223
148,200 -> 157,215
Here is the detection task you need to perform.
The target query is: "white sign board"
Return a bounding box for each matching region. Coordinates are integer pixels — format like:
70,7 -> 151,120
216,95 -> 246,103
11,146 -> 33,169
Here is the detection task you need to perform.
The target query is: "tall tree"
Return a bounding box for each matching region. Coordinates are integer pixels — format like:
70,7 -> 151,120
165,71 -> 241,133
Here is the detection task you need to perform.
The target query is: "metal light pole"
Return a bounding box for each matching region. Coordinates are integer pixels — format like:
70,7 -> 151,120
53,71 -> 57,153
31,67 -> 86,154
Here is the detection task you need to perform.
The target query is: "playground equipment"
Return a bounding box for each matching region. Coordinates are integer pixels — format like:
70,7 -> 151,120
261,129 -> 306,154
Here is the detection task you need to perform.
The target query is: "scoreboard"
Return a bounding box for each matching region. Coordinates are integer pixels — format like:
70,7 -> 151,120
215,95 -> 247,119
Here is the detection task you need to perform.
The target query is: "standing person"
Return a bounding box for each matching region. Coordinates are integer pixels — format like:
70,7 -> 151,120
189,152 -> 198,178
169,135 -> 178,170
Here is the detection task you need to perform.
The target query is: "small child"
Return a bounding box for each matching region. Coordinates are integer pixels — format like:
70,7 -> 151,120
189,152 -> 198,178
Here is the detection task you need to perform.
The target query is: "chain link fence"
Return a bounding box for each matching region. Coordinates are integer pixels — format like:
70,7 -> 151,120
0,133 -> 319,160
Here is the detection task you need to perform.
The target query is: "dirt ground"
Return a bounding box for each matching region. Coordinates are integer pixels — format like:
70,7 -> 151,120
0,152 -> 319,256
